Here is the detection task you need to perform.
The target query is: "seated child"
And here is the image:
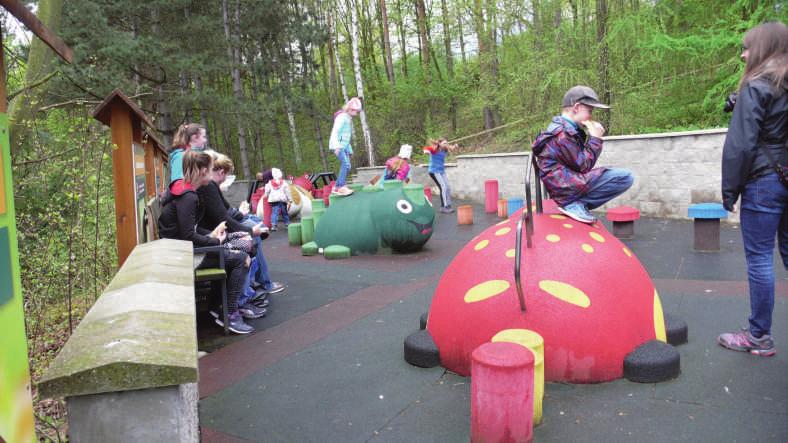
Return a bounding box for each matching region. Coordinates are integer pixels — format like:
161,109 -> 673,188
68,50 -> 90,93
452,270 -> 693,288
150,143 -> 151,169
384,144 -> 413,182
531,85 -> 633,223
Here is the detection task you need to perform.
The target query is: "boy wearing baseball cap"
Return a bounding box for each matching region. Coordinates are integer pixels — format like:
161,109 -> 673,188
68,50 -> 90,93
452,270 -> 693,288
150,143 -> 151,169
531,85 -> 633,223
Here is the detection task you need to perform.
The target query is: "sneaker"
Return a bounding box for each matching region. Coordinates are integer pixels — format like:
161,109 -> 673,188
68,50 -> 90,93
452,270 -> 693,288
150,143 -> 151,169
558,202 -> 597,224
332,186 -> 354,196
270,226 -> 277,232
250,289 -> 268,303
265,281 -> 286,294
718,328 -> 775,356
440,207 -> 455,214
215,312 -> 255,334
252,298 -> 270,309
239,303 -> 268,319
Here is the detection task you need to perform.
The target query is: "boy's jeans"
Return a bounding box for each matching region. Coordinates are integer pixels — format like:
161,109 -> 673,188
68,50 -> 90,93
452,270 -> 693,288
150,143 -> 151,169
240,217 -> 273,289
739,173 -> 788,337
336,149 -> 351,187
574,168 -> 634,210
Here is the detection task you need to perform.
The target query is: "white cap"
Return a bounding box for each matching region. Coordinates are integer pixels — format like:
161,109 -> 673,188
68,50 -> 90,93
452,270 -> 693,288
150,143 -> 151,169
272,168 -> 283,180
398,144 -> 413,159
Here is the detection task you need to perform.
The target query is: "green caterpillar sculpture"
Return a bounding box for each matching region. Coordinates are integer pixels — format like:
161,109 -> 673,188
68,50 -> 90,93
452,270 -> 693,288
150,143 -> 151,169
314,182 -> 435,255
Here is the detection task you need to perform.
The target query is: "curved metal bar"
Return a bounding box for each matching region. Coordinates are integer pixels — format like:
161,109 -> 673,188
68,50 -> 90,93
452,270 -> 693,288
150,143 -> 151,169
514,154 -> 537,312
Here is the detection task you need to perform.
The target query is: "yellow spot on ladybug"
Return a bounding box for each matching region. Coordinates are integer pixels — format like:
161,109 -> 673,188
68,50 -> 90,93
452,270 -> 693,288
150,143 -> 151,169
538,280 -> 591,308
550,215 -> 567,220
581,244 -> 594,253
464,280 -> 511,303
589,232 -> 606,243
474,239 -> 489,251
546,234 -> 560,242
563,223 -> 573,229
505,249 -> 516,258
495,227 -> 511,236
654,289 -> 667,342
623,247 -> 632,257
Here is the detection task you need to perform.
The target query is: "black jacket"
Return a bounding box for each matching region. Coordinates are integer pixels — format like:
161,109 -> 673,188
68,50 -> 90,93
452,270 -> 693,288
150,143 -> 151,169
197,181 -> 252,235
158,189 -> 219,248
722,76 -> 788,210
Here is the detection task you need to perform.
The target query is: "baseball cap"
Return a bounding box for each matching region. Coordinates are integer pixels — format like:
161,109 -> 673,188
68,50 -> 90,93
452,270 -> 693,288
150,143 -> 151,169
561,86 -> 610,109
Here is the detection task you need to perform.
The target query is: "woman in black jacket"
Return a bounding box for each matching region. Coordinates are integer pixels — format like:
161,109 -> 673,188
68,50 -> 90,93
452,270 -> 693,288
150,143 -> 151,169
718,22 -> 788,357
158,150 -> 254,335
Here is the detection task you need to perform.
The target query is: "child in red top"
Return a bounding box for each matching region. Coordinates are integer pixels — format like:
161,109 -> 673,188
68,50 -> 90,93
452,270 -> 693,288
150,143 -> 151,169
384,144 -> 413,182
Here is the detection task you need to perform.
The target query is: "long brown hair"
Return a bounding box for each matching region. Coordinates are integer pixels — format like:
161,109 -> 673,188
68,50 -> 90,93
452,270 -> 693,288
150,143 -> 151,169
171,123 -> 205,151
183,150 -> 212,186
739,22 -> 788,94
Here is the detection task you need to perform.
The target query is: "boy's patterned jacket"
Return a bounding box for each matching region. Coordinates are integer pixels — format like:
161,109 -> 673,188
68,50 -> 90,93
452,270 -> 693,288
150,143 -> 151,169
531,116 -> 606,206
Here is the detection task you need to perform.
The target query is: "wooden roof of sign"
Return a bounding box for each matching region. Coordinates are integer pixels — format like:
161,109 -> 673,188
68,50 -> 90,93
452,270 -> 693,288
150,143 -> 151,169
143,128 -> 169,157
92,89 -> 155,129
0,0 -> 73,63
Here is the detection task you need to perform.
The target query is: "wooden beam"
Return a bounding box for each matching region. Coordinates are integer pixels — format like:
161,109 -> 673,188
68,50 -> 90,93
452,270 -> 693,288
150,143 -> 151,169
0,0 -> 73,64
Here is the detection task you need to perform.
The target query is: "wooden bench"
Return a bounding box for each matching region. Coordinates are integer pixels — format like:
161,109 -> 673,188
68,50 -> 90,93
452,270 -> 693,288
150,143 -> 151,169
145,197 -> 231,334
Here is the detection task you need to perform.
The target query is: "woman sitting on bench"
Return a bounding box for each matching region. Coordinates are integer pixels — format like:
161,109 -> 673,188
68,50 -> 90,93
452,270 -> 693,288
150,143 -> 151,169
158,150 -> 255,335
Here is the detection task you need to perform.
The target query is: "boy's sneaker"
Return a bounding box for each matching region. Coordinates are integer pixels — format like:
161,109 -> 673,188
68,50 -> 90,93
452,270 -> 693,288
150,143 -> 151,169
558,202 -> 597,224
265,281 -> 286,294
718,328 -> 775,356
440,207 -> 455,214
215,312 -> 255,334
239,303 -> 267,319
270,226 -> 277,232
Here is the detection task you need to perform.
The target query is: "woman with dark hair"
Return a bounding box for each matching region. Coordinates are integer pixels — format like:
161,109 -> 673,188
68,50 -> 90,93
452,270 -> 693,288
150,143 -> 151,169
158,150 -> 255,335
718,22 -> 788,356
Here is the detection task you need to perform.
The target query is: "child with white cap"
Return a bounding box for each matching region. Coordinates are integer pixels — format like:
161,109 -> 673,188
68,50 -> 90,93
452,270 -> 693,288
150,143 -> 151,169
262,168 -> 293,231
329,97 -> 363,196
384,144 -> 413,182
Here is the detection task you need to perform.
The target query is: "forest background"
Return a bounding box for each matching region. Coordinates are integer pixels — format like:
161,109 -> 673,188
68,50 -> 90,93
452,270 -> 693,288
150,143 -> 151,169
3,0 -> 784,438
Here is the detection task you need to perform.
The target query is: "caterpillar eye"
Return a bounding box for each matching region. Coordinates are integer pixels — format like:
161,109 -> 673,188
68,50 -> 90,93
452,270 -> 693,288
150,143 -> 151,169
396,199 -> 413,214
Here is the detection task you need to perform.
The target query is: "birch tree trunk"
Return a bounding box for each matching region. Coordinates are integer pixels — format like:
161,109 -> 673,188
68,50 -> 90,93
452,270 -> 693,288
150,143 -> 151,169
223,0 -> 251,178
349,0 -> 375,166
441,0 -> 456,132
395,0 -> 408,78
596,0 -> 611,130
414,0 -> 431,83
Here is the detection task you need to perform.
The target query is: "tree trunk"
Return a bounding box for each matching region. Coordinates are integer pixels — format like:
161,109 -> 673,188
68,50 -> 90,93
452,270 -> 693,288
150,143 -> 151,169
223,0 -> 251,178
379,0 -> 395,84
326,11 -> 340,108
396,0 -> 408,78
440,0 -> 456,132
9,0 -> 64,150
473,0 -> 499,129
596,0 -> 611,130
349,0 -> 375,166
414,0 -> 431,83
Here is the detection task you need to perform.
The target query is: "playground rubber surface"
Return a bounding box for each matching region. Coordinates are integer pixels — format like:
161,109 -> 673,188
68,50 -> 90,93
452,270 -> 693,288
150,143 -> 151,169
197,202 -> 788,442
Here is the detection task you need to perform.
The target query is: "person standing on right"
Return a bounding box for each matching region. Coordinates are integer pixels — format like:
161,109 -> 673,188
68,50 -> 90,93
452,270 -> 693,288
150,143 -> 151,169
329,97 -> 363,196
718,22 -> 788,357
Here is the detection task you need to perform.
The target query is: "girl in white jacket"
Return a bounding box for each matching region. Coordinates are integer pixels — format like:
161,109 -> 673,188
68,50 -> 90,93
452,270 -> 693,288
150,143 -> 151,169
263,168 -> 293,231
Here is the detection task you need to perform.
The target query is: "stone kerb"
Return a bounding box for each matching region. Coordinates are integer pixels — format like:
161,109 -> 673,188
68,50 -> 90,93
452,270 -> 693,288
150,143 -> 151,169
38,239 -> 198,399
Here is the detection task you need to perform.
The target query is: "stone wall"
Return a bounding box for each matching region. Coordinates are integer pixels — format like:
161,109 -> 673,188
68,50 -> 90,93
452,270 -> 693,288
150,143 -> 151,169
355,128 -> 733,221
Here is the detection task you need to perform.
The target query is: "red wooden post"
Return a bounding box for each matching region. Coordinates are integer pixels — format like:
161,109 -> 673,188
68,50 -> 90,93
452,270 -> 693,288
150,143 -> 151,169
471,342 -> 534,443
484,179 -> 499,213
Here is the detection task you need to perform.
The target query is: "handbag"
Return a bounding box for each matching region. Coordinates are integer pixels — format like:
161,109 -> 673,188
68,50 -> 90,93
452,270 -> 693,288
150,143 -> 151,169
223,231 -> 254,254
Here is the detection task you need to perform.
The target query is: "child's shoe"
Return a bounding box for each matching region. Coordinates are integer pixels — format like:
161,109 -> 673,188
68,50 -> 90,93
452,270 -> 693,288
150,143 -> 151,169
558,202 -> 596,224
718,328 -> 775,356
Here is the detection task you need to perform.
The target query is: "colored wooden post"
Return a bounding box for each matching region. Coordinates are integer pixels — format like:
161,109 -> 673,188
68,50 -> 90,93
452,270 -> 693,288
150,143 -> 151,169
301,216 -> 315,244
457,205 -> 474,225
263,199 -> 272,228
497,199 -> 508,218
492,329 -> 545,425
507,198 -> 524,217
688,203 -> 728,252
484,179 -> 499,213
606,206 -> 641,239
424,186 -> 432,203
312,208 -> 325,228
471,342 -> 534,443
288,223 -> 302,246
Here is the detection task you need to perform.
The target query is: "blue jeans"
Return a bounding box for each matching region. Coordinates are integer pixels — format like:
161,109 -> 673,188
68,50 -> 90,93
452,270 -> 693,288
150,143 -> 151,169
739,173 -> 788,338
336,149 -> 351,187
241,217 -> 273,289
574,168 -> 634,210
271,202 -> 289,226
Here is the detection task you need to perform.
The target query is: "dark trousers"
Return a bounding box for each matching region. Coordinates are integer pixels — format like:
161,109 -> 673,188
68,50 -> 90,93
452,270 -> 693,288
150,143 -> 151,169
198,249 -> 249,313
